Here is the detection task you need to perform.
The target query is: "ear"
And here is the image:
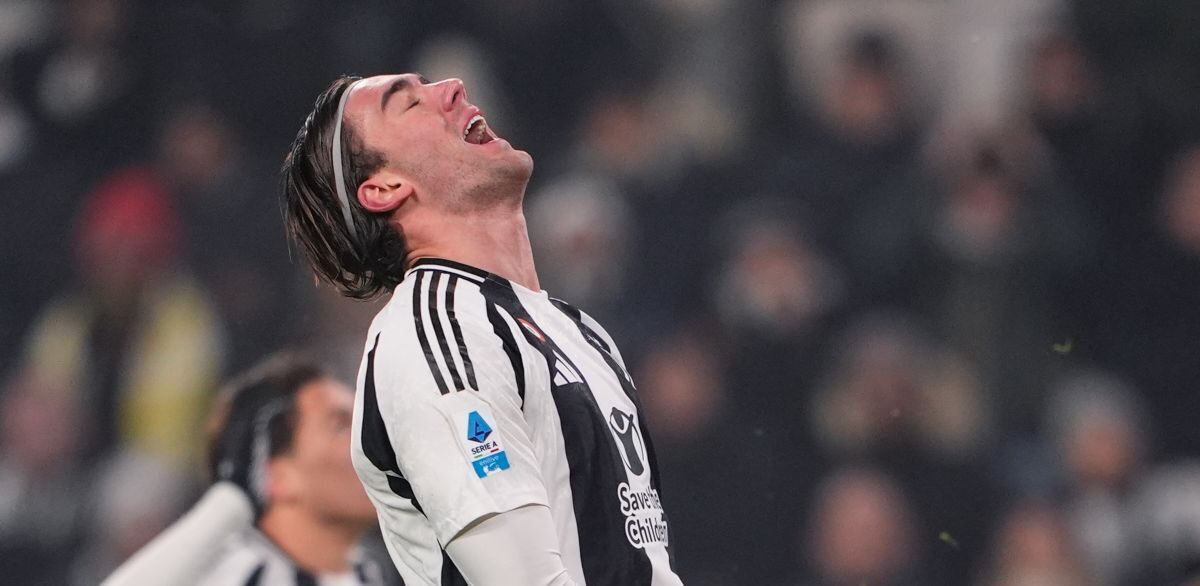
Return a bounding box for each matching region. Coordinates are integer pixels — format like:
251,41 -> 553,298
266,458 -> 301,505
357,168 -> 415,213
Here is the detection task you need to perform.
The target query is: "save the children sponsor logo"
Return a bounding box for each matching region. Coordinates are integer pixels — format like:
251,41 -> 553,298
607,407 -> 646,477
617,482 -> 669,548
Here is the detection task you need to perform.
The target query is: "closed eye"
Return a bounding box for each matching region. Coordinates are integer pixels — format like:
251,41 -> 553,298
407,99 -> 420,111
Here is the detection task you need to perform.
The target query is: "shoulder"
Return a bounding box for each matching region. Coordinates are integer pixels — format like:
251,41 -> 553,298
549,297 -> 622,356
366,267 -> 513,397
373,267 -> 493,331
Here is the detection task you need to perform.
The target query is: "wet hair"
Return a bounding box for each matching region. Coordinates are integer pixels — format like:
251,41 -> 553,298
281,75 -> 408,300
205,353 -> 326,482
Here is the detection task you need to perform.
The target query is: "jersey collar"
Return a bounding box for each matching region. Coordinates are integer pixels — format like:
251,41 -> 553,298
406,257 -> 494,284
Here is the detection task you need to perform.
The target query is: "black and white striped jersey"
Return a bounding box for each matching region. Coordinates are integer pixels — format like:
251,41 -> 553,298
196,528 -> 385,586
350,258 -> 682,586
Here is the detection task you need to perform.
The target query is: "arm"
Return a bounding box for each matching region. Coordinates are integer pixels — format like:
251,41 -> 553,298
100,482 -> 251,586
445,505 -> 578,586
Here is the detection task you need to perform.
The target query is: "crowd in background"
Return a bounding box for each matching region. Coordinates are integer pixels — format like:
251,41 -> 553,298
1,0 -> 1199,584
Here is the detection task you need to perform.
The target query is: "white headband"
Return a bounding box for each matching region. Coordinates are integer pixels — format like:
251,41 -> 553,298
331,79 -> 361,239
248,397 -> 291,506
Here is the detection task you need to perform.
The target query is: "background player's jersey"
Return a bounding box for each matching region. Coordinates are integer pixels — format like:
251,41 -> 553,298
350,258 -> 682,586
196,528 -> 385,586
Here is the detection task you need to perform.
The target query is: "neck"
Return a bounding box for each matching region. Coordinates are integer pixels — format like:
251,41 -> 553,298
405,203 -> 540,291
258,506 -> 360,574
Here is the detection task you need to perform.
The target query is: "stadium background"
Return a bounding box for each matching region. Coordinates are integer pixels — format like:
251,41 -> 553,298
2,0 -> 1200,584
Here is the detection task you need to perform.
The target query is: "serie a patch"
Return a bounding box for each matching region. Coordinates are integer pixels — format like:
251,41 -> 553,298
456,407 -> 511,478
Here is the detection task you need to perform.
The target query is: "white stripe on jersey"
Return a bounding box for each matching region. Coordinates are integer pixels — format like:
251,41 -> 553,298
350,258 -> 684,586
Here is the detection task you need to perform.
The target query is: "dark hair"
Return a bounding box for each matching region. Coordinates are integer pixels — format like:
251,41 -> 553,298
845,30 -> 899,73
281,75 -> 409,300
205,353 -> 326,481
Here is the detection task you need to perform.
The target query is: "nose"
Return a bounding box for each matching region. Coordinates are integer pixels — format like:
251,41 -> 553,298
438,78 -> 466,112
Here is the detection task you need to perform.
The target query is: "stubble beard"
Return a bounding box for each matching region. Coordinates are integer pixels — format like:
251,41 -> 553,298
452,154 -> 534,214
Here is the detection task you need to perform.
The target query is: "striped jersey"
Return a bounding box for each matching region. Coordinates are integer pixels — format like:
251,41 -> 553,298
196,528 -> 385,586
350,258 -> 682,586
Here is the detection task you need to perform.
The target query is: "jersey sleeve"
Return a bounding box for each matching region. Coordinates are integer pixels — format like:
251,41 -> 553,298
368,274 -> 549,546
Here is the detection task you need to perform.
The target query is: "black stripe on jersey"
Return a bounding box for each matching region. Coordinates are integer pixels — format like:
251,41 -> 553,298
294,568 -> 318,586
385,472 -> 425,516
551,299 -> 676,566
242,564 -> 265,586
412,271 -> 450,394
481,280 -> 654,586
445,275 -> 479,391
361,334 -> 427,516
487,302 -> 526,405
360,334 -> 394,473
428,272 -> 466,391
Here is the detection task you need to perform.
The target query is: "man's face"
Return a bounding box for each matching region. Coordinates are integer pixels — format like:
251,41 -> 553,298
283,378 -> 376,527
344,73 -> 533,210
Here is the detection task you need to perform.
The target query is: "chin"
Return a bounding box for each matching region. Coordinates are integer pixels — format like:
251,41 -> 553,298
350,512 -> 380,529
497,145 -> 533,174
481,151 -> 533,191
510,150 -> 535,181
332,506 -> 380,530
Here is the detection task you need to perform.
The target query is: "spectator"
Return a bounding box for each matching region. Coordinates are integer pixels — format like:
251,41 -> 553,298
637,326 -> 794,586
1129,463 -> 1200,585
10,0 -> 150,169
978,501 -> 1094,586
810,312 -> 997,584
156,100 -> 301,372
1046,369 -> 1152,586
534,80 -> 730,342
797,466 -> 924,586
1042,375 -> 1200,584
766,25 -> 935,306
18,167 -> 225,468
0,371 -> 89,585
528,175 -> 635,335
714,200 -> 846,435
914,136 -> 1090,433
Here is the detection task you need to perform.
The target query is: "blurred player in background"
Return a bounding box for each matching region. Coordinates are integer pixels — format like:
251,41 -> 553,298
102,354 -> 388,586
281,74 -> 684,586
199,354 -> 385,585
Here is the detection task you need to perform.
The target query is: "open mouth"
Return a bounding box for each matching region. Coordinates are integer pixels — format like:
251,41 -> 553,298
463,114 -> 497,145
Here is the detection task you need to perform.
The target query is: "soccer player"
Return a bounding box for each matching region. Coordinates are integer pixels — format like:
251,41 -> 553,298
102,355 -> 387,586
281,74 -> 684,586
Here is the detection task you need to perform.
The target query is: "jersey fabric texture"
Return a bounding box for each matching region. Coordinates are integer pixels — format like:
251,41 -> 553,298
196,528 -> 384,586
350,258 -> 683,586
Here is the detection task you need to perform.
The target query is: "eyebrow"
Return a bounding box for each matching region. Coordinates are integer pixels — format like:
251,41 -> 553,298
380,73 -> 432,111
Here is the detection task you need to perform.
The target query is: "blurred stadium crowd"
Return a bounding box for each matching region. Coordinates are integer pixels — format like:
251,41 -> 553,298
1,0 -> 1200,584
